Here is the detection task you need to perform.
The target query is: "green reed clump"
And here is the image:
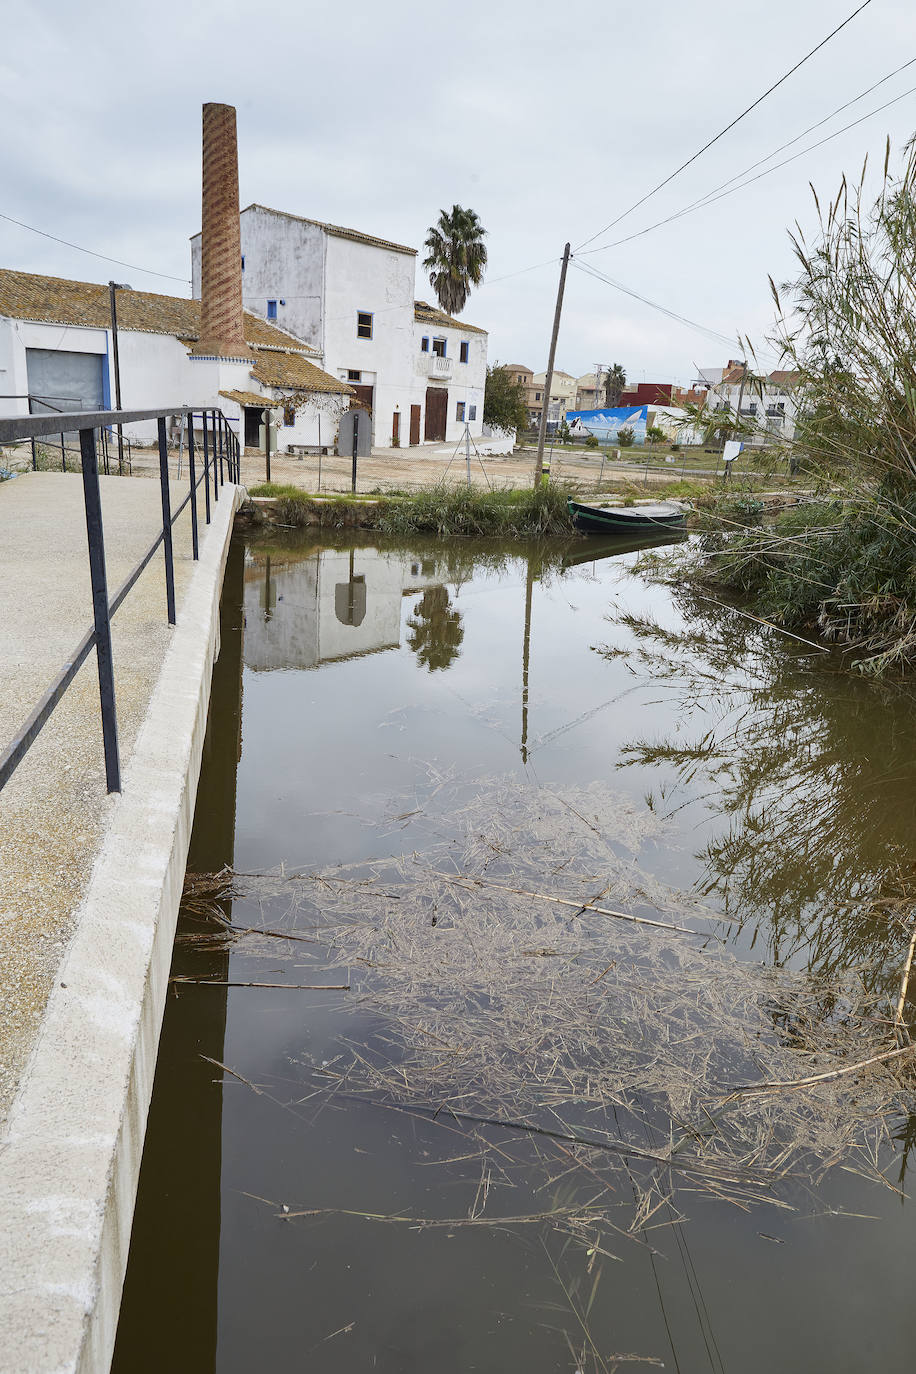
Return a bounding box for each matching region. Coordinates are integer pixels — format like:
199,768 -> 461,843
684,138 -> 916,673
373,482 -> 576,538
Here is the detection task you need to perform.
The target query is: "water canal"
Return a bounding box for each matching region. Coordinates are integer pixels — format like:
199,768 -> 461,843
113,528 -> 916,1372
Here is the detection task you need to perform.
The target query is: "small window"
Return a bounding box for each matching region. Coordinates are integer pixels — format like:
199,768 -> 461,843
456,401 -> 466,422
357,311 -> 373,339
459,341 -> 469,364
241,255 -> 245,271
347,369 -> 361,382
468,405 -> 477,421
283,403 -> 295,427
421,336 -> 429,353
535,392 -> 541,401
267,300 -> 277,320
432,337 -> 446,357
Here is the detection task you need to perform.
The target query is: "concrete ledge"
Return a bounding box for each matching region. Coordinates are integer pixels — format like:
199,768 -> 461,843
0,485 -> 242,1374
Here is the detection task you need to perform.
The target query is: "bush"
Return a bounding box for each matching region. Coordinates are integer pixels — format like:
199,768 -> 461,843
584,434 -> 599,448
617,426 -> 635,448
646,425 -> 666,444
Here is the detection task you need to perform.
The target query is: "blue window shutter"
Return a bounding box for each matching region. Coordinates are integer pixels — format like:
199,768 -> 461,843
267,300 -> 277,320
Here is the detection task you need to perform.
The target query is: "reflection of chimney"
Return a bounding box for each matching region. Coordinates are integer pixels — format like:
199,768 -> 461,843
192,103 -> 253,360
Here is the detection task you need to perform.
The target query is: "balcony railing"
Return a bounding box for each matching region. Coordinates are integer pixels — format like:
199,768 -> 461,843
0,405 -> 241,797
427,355 -> 453,380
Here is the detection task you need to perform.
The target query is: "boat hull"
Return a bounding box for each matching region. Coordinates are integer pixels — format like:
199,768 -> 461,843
567,498 -> 687,535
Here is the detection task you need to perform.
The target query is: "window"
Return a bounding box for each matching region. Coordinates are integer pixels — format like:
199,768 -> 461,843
347,369 -> 361,382
535,392 -> 541,401
357,311 -> 373,339
283,403 -> 295,427
432,337 -> 446,357
456,401 -> 466,422
241,255 -> 245,271
468,405 -> 476,421
459,341 -> 469,364
421,336 -> 429,353
267,300 -> 277,320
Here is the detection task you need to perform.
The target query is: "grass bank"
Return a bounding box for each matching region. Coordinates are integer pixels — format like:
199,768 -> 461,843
246,481 -> 578,537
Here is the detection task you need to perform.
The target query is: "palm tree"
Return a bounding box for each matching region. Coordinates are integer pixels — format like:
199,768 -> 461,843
422,206 -> 488,316
604,363 -> 627,408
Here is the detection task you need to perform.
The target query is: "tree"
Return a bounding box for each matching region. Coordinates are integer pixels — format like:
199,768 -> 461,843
422,206 -> 488,316
484,364 -> 528,434
604,363 -> 627,408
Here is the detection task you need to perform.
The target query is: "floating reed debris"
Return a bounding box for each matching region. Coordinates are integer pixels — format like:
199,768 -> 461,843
181,773 -> 916,1234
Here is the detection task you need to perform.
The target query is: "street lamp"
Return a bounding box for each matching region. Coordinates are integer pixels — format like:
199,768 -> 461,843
108,281 -> 131,474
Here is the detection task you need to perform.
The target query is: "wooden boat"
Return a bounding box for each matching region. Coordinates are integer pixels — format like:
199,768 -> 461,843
568,497 -> 687,536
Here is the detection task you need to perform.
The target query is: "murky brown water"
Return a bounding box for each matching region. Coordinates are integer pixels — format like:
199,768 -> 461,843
113,530 -> 916,1373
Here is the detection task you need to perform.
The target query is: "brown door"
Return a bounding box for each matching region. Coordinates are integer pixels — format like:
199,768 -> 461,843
424,387 -> 448,442
392,411 -> 400,446
352,384 -> 374,413
409,404 -> 421,445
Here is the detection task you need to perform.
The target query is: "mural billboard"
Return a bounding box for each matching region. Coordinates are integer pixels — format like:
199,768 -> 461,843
566,405 -> 648,445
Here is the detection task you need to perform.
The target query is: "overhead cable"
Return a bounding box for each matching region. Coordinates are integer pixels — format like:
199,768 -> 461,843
0,210 -> 190,284
574,0 -> 873,252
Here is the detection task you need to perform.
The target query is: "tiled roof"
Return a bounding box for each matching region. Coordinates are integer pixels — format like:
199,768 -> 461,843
768,369 -> 802,387
227,204 -> 417,257
251,349 -> 353,395
219,389 -> 281,408
503,363 -> 534,374
414,300 -> 487,335
0,267 -> 321,355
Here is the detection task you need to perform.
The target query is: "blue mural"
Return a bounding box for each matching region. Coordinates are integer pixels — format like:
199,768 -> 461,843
566,405 -> 648,445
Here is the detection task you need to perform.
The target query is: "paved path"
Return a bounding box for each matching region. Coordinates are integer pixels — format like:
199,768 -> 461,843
0,470 -> 226,1126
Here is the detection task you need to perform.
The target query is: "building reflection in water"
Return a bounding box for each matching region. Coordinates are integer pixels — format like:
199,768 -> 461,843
243,545 -> 453,672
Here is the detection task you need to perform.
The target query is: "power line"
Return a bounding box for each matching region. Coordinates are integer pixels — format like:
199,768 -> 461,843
572,259 -> 784,366
574,0 -> 873,252
0,210 -> 190,284
580,76 -> 916,258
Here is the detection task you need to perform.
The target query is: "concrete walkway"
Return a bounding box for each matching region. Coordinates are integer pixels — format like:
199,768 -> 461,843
0,470 -> 241,1372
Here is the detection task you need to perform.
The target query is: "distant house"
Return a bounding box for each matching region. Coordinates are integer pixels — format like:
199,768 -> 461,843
530,369 -> 577,430
694,360 -> 803,441
575,371 -> 607,411
191,204 -> 488,449
0,268 -> 352,451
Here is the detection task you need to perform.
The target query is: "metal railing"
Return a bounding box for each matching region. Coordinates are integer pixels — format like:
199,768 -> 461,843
0,404 -> 242,796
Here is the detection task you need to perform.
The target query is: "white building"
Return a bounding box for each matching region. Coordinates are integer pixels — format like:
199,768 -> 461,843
531,369 -> 578,429
0,268 -> 352,451
694,360 -> 802,442
191,204 -> 488,450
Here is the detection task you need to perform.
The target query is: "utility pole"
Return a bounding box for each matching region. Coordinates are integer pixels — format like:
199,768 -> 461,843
594,362 -> 604,410
108,282 -> 129,475
534,243 -> 571,487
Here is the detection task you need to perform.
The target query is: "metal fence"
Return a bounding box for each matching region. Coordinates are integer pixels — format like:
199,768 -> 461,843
0,405 -> 241,796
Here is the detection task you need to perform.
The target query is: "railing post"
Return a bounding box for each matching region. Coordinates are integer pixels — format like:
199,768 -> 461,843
217,411 -> 225,487
187,413 -> 200,560
60,433 -> 66,473
157,418 -> 177,625
202,409 -> 212,521
78,426 -> 121,794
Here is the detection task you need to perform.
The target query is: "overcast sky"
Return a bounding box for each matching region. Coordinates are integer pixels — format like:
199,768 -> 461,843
3,0 -> 916,386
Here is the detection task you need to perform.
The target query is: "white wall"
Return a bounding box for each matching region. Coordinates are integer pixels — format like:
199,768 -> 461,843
323,234 -> 417,447
411,319 -> 487,444
193,208 -> 327,353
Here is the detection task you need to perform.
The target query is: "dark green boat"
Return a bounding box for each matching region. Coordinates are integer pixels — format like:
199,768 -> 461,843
568,497 -> 688,536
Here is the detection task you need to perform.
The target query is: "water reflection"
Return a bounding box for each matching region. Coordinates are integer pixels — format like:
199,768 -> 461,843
606,587 -> 916,986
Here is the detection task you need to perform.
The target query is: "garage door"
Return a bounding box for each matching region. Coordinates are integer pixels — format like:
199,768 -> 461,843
26,348 -> 105,416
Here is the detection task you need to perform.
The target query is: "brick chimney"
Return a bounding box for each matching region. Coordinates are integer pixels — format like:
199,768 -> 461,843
191,103 -> 253,360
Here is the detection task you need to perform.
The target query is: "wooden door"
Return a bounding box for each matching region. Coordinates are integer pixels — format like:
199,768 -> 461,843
392,411 -> 400,446
352,384 -> 374,413
409,404 -> 421,445
424,387 -> 448,442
